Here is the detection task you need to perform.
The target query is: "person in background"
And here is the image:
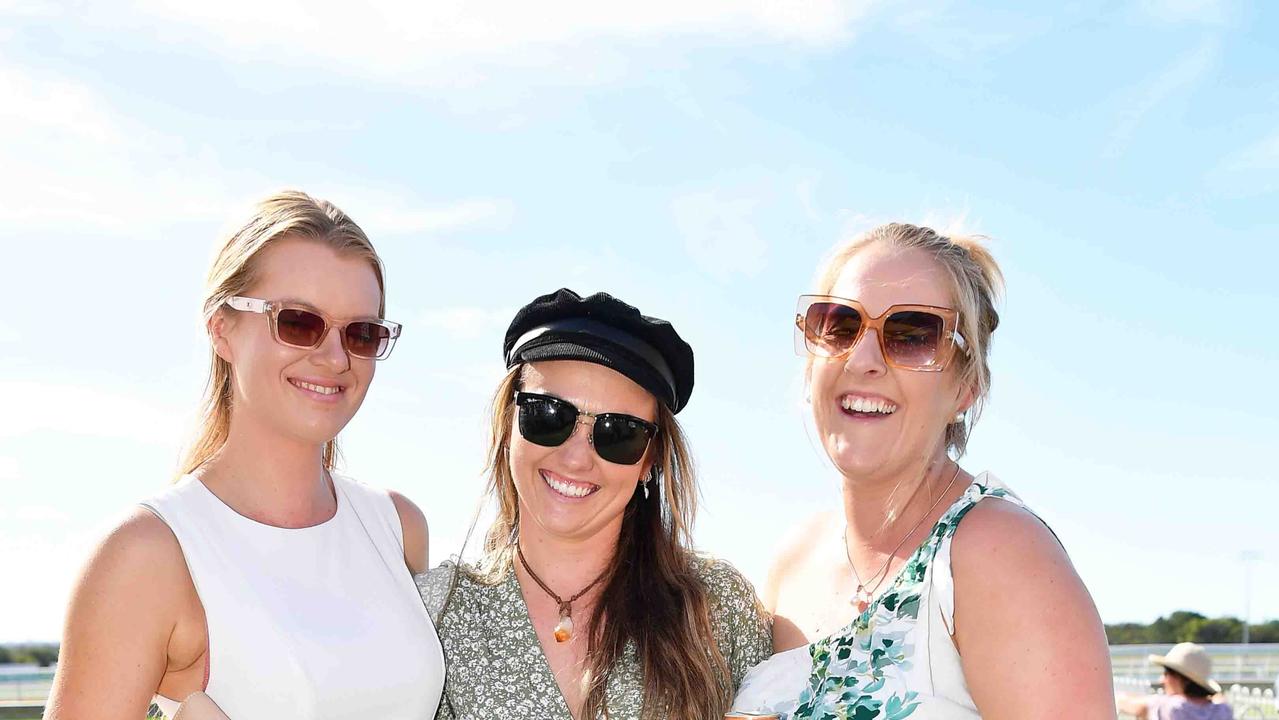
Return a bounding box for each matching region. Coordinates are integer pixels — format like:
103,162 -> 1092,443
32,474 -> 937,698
1118,642 -> 1232,719
732,222 -> 1114,718
45,191 -> 443,719
419,289 -> 771,720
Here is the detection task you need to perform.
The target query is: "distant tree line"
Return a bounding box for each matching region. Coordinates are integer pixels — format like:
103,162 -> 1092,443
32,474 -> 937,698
1107,611 -> 1279,645
0,643 -> 59,667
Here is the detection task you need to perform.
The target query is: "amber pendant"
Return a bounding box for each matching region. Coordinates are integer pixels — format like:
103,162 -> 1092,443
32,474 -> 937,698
850,585 -> 871,614
553,612 -> 574,643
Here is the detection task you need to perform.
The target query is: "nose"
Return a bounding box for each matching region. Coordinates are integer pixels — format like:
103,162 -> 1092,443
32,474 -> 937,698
311,324 -> 352,373
842,327 -> 887,376
554,417 -> 597,471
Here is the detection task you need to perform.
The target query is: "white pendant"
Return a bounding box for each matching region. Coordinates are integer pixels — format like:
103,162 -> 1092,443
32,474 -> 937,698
553,613 -> 574,643
850,585 -> 871,614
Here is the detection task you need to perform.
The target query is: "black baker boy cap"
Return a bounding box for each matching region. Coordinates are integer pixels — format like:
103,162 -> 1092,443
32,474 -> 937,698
503,289 -> 695,414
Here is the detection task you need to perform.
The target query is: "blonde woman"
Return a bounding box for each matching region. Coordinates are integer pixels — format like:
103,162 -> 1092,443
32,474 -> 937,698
418,289 -> 772,720
732,224 -> 1113,718
46,191 -> 444,719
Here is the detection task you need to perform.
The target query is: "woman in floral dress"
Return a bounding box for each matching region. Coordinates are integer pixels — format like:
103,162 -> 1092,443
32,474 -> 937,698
732,223 -> 1114,719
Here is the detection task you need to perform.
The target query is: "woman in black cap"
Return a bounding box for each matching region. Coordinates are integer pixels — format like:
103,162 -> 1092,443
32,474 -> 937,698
419,289 -> 771,720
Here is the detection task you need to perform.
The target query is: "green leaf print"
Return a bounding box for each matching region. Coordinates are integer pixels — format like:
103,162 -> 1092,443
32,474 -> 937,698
783,478 -> 1027,720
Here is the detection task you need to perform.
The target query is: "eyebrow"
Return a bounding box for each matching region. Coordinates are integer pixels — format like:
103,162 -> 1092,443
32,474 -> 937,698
276,297 -> 380,321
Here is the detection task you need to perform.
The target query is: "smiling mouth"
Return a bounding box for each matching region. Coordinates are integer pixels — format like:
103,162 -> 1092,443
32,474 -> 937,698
540,470 -> 600,499
840,395 -> 897,417
289,378 -> 345,396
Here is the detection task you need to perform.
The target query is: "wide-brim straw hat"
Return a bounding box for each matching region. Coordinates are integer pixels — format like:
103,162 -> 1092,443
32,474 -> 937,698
1149,642 -> 1222,694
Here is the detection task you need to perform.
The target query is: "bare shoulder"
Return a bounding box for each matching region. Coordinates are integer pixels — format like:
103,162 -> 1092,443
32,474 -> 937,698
388,489 -> 429,574
762,510 -> 833,609
950,498 -> 1067,578
70,507 -> 191,632
950,497 -> 1113,718
91,507 -> 189,584
45,507 -> 192,719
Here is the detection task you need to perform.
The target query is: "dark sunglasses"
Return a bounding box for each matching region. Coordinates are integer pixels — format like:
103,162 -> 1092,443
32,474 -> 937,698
514,391 -> 659,466
794,294 -> 966,371
225,296 -> 402,361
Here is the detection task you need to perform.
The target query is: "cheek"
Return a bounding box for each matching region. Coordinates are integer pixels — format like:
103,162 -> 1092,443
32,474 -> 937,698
899,376 -> 956,432
508,438 -> 545,486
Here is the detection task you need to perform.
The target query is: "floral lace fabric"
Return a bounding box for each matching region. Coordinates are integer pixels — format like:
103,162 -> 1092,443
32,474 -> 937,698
418,555 -> 773,719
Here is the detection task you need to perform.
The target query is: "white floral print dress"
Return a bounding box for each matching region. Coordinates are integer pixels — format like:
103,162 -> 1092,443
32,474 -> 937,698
732,473 -> 1032,720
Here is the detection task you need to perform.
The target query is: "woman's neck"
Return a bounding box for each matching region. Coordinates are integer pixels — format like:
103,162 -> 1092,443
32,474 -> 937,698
840,453 -> 958,548
195,414 -> 333,528
514,516 -> 620,597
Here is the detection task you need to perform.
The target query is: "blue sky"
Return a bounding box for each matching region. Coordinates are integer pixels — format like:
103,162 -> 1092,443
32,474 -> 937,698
1,0 -> 1276,642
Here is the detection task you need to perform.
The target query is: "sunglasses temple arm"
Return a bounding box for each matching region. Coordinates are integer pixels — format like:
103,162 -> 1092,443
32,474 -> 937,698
225,296 -> 269,313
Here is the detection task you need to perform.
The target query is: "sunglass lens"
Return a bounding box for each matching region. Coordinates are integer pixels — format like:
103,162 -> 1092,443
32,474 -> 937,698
517,396 -> 577,447
344,322 -> 392,359
276,309 -> 326,347
592,416 -> 652,465
804,302 -> 863,356
883,311 -> 944,367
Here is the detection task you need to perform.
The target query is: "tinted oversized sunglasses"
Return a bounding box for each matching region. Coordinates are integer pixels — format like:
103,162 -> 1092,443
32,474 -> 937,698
224,296 -> 402,361
514,391 -> 659,465
795,294 -> 966,371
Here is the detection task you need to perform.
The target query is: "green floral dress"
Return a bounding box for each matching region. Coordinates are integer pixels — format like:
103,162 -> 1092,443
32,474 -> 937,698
732,474 -> 1028,720
417,555 -> 772,719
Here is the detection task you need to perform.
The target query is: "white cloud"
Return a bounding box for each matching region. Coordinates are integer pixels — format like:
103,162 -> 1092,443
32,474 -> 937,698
353,199 -> 512,236
0,455 -> 17,480
418,306 -> 515,341
0,63 -> 248,232
1205,128 -> 1279,196
0,504 -> 70,523
110,0 -> 873,82
0,61 -> 515,240
1224,130 -> 1279,171
0,380 -> 187,445
1137,0 -> 1230,26
672,189 -> 769,280
1104,41 -> 1217,157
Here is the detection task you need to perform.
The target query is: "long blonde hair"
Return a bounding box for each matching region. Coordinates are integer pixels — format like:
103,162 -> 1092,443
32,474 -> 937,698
470,365 -> 732,719
178,190 -> 386,477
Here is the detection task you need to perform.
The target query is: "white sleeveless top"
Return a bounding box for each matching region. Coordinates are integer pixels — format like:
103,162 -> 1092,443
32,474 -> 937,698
142,473 -> 444,720
732,474 -> 1030,719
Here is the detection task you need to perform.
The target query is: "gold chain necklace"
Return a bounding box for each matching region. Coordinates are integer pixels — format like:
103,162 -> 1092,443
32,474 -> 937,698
517,544 -> 608,643
844,463 -> 962,614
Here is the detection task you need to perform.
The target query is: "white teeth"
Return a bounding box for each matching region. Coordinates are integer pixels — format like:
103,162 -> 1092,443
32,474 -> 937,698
294,380 -> 341,395
543,472 -> 596,498
841,396 -> 897,414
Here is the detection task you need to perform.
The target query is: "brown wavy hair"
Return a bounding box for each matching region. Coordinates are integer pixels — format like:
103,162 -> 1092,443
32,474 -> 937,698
178,190 -> 385,477
471,364 -> 732,719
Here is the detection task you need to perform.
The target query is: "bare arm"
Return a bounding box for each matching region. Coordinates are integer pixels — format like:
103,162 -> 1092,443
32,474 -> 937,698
389,490 -> 429,574
1116,693 -> 1150,718
952,501 -> 1115,720
45,509 -> 190,720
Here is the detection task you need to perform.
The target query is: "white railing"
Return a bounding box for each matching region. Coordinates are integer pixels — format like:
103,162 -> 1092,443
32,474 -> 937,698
1111,644 -> 1279,684
1115,679 -> 1278,719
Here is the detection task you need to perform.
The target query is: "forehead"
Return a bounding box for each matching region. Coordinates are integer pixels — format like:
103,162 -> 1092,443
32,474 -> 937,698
247,237 -> 382,318
828,245 -> 954,316
521,360 -> 657,421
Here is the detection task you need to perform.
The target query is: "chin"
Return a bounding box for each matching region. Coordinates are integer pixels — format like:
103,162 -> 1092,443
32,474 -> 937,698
525,496 -> 624,542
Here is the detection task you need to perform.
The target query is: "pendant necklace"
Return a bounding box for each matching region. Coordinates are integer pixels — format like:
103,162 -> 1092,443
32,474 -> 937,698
517,544 -> 607,643
844,463 -> 962,614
